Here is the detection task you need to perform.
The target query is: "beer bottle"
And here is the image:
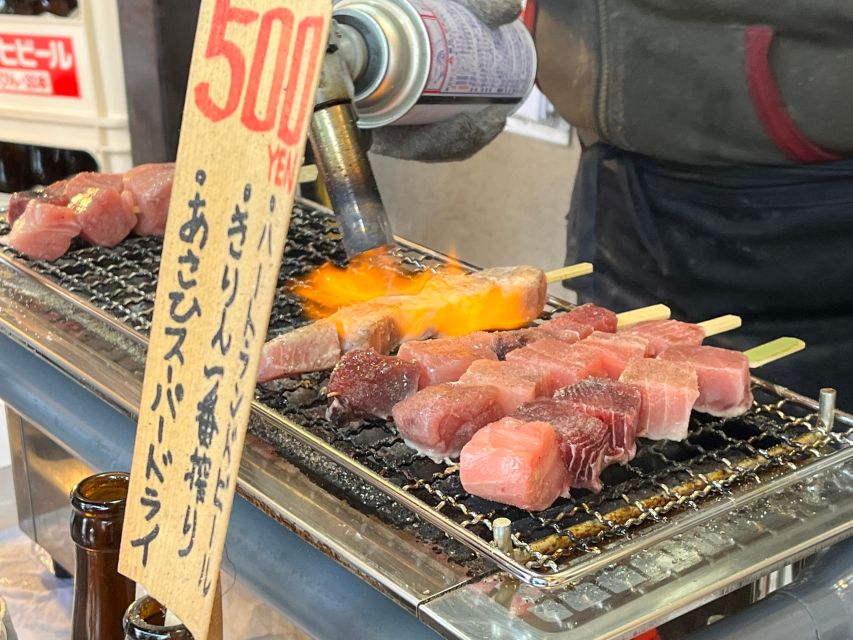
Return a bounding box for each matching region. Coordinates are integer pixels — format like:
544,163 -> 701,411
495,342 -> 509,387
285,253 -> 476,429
124,597 -> 195,640
70,472 -> 136,640
0,142 -> 33,192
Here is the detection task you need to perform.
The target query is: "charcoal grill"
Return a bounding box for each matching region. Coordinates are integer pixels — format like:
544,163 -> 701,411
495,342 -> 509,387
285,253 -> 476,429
2,198 -> 852,639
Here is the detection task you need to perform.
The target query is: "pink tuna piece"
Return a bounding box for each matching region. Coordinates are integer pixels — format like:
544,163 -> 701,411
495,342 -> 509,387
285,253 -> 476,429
123,163 -> 174,236
397,333 -> 497,389
539,315 -> 588,342
460,417 -> 569,511
391,383 -> 504,461
582,331 -> 651,378
489,327 -> 544,360
513,400 -> 610,492
8,188 -> 69,226
459,358 -> 547,413
555,378 -> 642,464
68,187 -> 137,247
64,172 -> 124,200
506,337 -> 604,395
565,303 -> 618,333
619,358 -> 700,441
621,319 -> 705,356
659,345 -> 753,417
327,349 -> 420,420
257,319 -> 342,382
6,200 -> 80,261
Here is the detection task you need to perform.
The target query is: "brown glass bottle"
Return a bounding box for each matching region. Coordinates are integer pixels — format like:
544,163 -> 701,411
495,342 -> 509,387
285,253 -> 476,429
123,597 -> 194,640
70,472 -> 136,640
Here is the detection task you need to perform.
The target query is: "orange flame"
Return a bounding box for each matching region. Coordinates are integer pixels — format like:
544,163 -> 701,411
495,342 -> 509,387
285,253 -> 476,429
290,247 -> 539,339
290,247 -> 465,319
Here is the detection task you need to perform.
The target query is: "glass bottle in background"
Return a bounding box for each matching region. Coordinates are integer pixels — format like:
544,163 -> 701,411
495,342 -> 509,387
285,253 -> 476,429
124,597 -> 195,640
0,142 -> 33,192
70,472 -> 136,640
29,145 -> 48,186
0,0 -> 77,15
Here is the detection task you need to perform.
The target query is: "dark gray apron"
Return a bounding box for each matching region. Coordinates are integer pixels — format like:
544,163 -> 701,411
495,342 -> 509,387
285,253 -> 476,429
566,144 -> 853,402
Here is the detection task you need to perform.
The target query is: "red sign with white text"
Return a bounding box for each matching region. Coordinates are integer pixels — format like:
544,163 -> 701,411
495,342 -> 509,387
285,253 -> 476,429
0,33 -> 79,97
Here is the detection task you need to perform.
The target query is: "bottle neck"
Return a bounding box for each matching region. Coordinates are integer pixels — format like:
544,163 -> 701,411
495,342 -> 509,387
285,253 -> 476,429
124,597 -> 194,640
70,472 -> 136,640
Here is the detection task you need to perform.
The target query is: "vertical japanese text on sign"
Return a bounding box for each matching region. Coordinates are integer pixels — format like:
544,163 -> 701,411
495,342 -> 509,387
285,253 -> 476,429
119,2 -> 331,639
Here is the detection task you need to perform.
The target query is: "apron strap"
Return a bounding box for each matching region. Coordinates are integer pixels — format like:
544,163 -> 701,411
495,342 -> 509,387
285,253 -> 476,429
744,25 -> 842,164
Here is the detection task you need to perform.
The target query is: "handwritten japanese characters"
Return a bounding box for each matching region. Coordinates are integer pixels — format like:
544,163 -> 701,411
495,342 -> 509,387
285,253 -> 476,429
119,2 -> 331,639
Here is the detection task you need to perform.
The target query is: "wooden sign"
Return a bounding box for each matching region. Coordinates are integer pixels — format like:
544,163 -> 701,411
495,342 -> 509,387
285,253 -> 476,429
118,1 -> 331,638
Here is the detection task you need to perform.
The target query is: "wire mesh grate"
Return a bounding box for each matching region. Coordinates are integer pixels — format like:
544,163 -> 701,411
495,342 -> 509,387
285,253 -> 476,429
2,203 -> 851,580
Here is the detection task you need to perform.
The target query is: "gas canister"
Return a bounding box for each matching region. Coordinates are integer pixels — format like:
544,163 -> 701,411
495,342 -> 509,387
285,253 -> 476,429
333,0 -> 537,128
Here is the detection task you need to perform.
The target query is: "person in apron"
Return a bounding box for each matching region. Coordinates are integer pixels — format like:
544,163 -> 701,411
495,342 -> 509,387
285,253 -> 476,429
371,0 -> 853,400
568,143 -> 853,397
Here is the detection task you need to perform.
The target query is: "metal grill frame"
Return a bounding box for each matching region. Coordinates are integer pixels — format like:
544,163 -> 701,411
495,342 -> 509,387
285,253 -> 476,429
1,197 -> 851,591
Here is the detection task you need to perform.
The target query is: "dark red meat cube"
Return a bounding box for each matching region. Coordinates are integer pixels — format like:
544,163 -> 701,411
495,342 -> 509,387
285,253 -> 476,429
327,349 -> 420,421
554,378 -> 642,464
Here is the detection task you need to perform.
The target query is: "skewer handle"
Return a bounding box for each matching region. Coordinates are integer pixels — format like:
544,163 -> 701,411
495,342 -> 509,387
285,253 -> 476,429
616,304 -> 671,328
545,263 -> 594,284
745,337 -> 806,368
698,314 -> 742,337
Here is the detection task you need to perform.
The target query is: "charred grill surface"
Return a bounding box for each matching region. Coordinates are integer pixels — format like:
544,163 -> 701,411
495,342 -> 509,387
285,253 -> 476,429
2,204 -> 851,579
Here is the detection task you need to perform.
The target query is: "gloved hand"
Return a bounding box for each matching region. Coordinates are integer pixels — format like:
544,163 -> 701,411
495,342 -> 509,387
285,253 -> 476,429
369,0 -> 523,163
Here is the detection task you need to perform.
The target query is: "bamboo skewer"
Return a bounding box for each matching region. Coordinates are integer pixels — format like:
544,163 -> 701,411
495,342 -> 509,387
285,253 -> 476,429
615,304 -> 672,328
745,337 -> 806,368
697,314 -> 743,337
545,263 -> 594,284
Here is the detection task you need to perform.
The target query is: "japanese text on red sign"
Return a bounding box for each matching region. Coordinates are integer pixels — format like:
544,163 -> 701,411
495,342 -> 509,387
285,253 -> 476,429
0,34 -> 78,97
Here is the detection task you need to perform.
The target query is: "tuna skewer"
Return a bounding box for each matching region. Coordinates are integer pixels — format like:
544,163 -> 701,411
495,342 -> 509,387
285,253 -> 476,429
544,263 -> 594,283
458,337 -> 806,512
658,337 -> 805,418
261,265 -> 551,382
621,314 -> 742,356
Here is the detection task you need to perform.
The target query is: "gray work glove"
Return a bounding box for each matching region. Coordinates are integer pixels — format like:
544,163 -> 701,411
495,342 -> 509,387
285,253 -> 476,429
369,0 -> 523,163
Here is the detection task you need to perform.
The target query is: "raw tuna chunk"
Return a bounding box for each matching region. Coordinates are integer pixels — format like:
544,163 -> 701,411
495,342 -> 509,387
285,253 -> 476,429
659,345 -> 753,417
332,303 -> 401,354
391,383 -> 504,461
621,320 -> 705,356
513,400 -> 610,492
64,172 -> 124,200
460,417 -> 569,511
68,187 -> 137,247
505,337 -> 604,395
5,200 -> 80,261
257,319 -> 341,382
539,304 -> 617,343
459,358 -> 547,413
555,378 -> 642,464
582,332 -> 651,378
8,188 -> 68,226
539,315 -> 588,342
565,303 -> 618,333
489,327 -> 543,360
619,358 -> 700,441
327,349 -> 420,420
397,333 -> 497,388
123,163 -> 174,236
